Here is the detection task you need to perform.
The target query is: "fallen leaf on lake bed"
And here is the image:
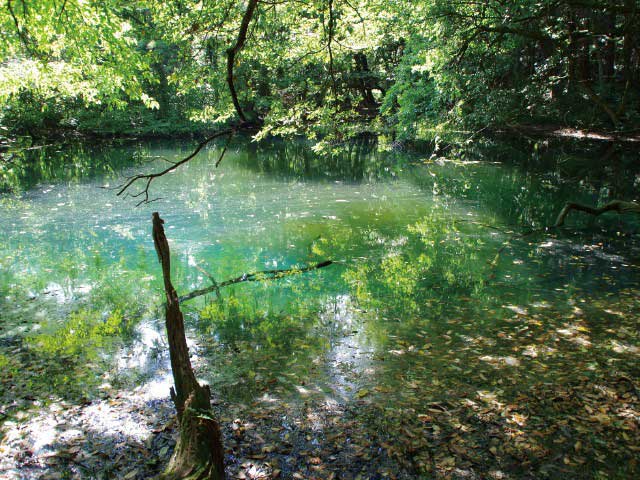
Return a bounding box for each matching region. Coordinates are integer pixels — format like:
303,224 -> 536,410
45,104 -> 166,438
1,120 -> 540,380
355,389 -> 370,399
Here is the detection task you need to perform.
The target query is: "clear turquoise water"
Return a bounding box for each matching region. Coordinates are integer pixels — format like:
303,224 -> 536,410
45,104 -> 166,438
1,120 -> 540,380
1,137 -> 638,408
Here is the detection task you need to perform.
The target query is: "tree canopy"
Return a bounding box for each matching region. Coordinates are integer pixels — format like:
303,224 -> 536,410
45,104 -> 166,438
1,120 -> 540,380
1,1 -> 638,144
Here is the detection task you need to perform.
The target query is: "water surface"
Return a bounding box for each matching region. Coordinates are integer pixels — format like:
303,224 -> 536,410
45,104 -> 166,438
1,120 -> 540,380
1,136 -> 639,478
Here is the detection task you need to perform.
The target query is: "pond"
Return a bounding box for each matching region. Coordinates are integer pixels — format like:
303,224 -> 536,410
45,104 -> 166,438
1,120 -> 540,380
1,136 -> 639,479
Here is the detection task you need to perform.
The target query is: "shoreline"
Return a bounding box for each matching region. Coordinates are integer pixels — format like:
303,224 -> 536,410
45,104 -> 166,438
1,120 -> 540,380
4,122 -> 640,154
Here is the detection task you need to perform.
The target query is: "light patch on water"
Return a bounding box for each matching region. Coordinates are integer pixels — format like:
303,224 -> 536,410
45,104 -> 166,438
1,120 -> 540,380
43,282 -> 69,304
75,283 -> 92,294
136,372 -> 175,401
117,320 -> 167,372
556,323 -> 592,347
610,340 -> 640,355
531,301 -> 551,308
295,385 -> 313,396
391,236 -> 408,247
81,402 -> 150,441
321,295 -> 374,401
258,393 -> 280,403
504,304 -> 528,315
29,414 -> 58,454
475,390 -> 504,408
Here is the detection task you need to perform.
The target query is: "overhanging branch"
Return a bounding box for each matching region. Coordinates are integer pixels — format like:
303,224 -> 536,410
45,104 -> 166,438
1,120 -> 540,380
116,128 -> 234,205
226,0 -> 259,122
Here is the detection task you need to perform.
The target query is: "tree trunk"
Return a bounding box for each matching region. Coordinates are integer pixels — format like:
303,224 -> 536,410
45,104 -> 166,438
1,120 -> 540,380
226,0 -> 259,123
152,212 -> 225,480
354,52 -> 377,107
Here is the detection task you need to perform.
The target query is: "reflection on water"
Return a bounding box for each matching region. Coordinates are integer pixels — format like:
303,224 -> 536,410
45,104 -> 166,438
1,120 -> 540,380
1,136 -> 639,407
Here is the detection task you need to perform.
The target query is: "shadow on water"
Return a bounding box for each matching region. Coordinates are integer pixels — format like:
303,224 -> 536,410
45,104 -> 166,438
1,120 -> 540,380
231,135 -> 407,183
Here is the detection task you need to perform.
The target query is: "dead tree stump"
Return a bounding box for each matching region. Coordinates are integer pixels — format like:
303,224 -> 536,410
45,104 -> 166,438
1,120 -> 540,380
152,212 -> 225,480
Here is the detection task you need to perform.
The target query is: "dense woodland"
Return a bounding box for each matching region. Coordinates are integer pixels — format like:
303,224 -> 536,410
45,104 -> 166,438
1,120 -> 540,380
1,2 -> 640,480
1,0 -> 639,146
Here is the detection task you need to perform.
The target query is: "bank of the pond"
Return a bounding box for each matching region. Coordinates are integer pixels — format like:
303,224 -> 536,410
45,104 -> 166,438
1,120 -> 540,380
4,125 -> 639,162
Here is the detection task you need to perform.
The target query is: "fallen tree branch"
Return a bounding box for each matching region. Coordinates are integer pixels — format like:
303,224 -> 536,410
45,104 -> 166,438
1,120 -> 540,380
193,263 -> 222,300
116,128 -> 234,204
554,200 -> 640,227
214,133 -> 232,168
481,199 -> 640,278
179,260 -> 334,303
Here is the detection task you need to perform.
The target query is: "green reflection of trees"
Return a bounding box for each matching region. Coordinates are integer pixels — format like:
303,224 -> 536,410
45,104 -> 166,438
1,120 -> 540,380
321,200 -> 640,478
233,134 -> 406,183
412,139 -> 640,229
0,241 -> 156,404
342,210 -> 491,315
0,140 -> 148,193
192,276 -> 333,402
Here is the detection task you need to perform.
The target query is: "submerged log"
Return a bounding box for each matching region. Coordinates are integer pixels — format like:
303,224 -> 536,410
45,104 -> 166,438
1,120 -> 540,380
554,200 -> 640,227
152,212 -> 225,480
179,260 -> 334,304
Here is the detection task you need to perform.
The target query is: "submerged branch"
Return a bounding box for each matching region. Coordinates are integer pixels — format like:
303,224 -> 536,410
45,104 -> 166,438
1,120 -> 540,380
555,200 -> 640,226
488,199 -> 640,274
179,260 -> 334,303
193,263 -> 222,300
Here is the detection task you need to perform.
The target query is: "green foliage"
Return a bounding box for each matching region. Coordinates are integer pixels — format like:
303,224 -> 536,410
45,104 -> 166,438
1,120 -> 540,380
343,211 -> 488,316
0,352 -> 9,370
194,288 -> 331,400
2,1 -> 638,141
29,308 -> 129,358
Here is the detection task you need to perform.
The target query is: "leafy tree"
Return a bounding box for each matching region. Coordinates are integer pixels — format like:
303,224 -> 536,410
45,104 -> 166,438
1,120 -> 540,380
3,1 -> 637,142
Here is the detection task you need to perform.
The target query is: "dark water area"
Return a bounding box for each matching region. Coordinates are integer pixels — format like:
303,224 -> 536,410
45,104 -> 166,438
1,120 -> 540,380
1,135 -> 639,479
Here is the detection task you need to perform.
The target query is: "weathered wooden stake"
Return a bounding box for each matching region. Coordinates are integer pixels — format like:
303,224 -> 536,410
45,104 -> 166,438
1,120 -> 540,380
152,212 -> 225,480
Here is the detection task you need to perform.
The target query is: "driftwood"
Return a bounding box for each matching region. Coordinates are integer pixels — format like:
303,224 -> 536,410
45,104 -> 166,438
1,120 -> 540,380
180,260 -> 334,304
554,200 -> 640,227
152,212 -> 225,480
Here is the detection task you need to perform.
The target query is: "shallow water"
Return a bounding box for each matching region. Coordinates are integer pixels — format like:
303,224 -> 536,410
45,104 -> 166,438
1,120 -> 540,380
1,136 -> 639,477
